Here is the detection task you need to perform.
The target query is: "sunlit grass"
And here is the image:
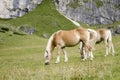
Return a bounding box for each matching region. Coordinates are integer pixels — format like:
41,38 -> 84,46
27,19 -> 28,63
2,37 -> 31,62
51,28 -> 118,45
0,0 -> 120,79
0,34 -> 120,80
0,0 -> 76,37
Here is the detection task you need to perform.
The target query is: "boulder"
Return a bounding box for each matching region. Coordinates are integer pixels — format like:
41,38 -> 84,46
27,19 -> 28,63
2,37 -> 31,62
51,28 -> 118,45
17,25 -> 35,35
116,25 -> 120,34
107,26 -> 115,35
0,0 -> 42,18
55,0 -> 120,25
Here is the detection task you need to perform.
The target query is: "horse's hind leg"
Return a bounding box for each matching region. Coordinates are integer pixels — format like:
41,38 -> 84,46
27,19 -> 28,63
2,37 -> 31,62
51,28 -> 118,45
110,41 -> 115,56
82,47 -> 88,61
62,48 -> 68,62
79,42 -> 88,61
79,42 -> 85,59
89,51 -> 94,60
111,43 -> 115,56
83,41 -> 94,60
104,39 -> 109,56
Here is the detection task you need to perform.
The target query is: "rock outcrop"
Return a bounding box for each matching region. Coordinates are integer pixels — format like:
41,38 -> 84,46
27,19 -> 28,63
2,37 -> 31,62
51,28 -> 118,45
55,0 -> 120,25
1,0 -> 120,25
0,0 -> 42,18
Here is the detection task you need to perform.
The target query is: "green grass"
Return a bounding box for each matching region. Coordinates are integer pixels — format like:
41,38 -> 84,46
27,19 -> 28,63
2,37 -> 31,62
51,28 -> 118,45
0,32 -> 120,80
0,0 -> 120,80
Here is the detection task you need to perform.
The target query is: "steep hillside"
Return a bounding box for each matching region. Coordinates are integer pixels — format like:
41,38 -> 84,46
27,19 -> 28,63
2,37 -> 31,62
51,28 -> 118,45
0,0 -> 76,37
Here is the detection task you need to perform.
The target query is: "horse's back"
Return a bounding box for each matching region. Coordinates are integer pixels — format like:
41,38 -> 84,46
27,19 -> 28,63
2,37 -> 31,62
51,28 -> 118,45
97,29 -> 111,38
53,28 -> 82,47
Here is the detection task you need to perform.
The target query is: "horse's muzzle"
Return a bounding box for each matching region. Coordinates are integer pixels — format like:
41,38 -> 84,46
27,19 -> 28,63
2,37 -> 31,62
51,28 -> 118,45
81,55 -> 84,59
45,62 -> 49,65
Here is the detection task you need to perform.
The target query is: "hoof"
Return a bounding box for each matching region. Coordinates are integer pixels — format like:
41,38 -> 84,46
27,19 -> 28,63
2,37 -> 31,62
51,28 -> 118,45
55,61 -> 60,64
64,59 -> 68,63
64,60 -> 68,63
82,59 -> 86,61
55,62 -> 59,64
81,56 -> 84,59
112,54 -> 115,56
104,55 -> 107,57
45,62 -> 49,65
90,57 -> 94,60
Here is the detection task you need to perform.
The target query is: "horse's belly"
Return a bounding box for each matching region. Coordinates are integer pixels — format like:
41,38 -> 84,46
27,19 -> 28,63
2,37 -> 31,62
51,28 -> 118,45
65,38 -> 80,47
63,33 -> 80,47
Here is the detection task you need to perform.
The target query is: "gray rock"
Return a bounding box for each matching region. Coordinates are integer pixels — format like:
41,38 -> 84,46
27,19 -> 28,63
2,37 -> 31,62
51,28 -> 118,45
17,25 -> 35,35
42,33 -> 49,39
55,0 -> 120,25
0,0 -> 42,18
107,26 -> 115,35
116,25 -> 120,34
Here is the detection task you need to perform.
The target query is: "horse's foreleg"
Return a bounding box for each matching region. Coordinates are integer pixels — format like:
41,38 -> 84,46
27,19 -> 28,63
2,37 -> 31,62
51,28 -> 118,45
82,46 -> 94,61
55,45 -> 61,64
83,40 -> 92,52
62,48 -> 68,63
83,39 -> 94,60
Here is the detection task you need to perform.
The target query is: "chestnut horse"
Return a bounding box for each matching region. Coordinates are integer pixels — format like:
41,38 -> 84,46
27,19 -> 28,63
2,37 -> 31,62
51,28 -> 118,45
44,28 -> 93,65
80,28 -> 115,60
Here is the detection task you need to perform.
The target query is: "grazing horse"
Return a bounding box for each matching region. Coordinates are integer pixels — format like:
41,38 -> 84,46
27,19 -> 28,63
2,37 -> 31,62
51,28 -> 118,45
80,28 -> 115,60
44,28 -> 93,65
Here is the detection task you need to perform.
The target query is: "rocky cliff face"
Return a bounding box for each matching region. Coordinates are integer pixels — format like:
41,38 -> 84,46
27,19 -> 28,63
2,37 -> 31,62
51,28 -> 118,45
0,0 -> 42,18
55,0 -> 120,25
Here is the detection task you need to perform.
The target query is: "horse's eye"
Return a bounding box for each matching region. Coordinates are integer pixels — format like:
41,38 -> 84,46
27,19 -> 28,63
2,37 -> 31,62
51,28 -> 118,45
45,50 -> 49,58
46,55 -> 48,58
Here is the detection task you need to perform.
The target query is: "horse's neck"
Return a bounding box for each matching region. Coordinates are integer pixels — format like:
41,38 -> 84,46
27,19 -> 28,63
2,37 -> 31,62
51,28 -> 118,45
90,30 -> 102,47
89,29 -> 98,43
46,33 -> 55,54
96,31 -> 101,41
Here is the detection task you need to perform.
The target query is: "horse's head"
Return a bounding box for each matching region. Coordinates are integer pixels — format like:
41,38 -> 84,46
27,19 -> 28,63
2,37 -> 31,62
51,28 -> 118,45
44,50 -> 51,65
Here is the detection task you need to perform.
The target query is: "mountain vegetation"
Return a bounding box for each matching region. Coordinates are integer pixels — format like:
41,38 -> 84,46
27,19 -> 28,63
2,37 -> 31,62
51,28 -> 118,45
0,0 -> 76,37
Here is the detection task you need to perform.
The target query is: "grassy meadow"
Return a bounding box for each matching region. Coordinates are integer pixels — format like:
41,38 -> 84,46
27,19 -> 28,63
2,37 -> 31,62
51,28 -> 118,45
0,0 -> 120,80
0,32 -> 120,80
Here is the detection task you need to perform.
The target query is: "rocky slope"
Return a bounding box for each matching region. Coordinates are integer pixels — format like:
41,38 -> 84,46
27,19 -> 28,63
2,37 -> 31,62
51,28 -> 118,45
55,0 -> 120,25
0,0 -> 42,18
0,0 -> 120,25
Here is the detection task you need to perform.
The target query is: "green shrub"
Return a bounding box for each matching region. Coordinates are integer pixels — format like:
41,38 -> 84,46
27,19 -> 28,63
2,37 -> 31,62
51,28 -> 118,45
114,4 -> 120,10
0,0 -> 76,37
83,0 -> 88,3
68,0 -> 79,9
94,0 -> 103,8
